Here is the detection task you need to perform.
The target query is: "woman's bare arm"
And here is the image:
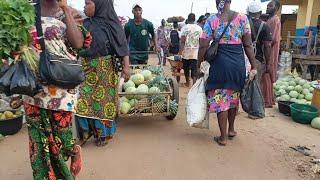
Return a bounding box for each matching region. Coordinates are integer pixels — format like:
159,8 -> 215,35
197,38 -> 210,68
242,34 -> 256,70
121,56 -> 130,81
61,7 -> 84,49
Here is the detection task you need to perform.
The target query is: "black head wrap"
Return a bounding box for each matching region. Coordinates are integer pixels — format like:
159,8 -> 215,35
82,0 -> 129,58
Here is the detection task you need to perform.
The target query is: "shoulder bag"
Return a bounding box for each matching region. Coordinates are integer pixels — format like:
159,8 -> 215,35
35,0 -> 85,89
205,12 -> 236,63
249,18 -> 265,56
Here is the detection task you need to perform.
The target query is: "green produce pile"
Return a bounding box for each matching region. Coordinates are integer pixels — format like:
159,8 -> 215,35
0,0 -> 39,72
120,69 -> 178,116
274,76 -> 316,105
143,66 -> 164,76
311,117 -> 320,130
0,110 -> 23,120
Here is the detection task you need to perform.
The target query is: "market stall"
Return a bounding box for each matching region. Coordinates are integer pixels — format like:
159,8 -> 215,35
294,55 -> 320,80
286,32 -> 320,80
274,72 -> 320,129
0,0 -> 39,137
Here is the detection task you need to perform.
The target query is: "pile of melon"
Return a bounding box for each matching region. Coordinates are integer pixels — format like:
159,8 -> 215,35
274,76 -> 317,105
120,70 -> 168,114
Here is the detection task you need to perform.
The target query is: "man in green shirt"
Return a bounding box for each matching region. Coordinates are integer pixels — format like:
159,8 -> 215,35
125,3 -> 158,64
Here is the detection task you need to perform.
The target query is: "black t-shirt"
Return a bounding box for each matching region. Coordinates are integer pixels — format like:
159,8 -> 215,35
170,30 -> 180,47
251,18 -> 272,62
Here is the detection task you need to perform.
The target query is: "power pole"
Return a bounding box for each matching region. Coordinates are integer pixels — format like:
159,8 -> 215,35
191,2 -> 194,13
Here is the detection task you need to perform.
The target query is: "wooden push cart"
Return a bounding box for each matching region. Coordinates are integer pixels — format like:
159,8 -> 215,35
117,51 -> 180,120
167,56 -> 184,78
118,64 -> 179,120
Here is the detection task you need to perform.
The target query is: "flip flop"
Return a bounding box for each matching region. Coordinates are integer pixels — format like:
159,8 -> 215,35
95,137 -> 108,147
228,132 -> 237,140
79,133 -> 93,146
213,136 -> 227,146
70,145 -> 82,177
248,115 -> 261,120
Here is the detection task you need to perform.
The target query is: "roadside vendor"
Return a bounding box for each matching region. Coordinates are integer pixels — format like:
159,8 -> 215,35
125,3 -> 159,65
293,28 -> 317,80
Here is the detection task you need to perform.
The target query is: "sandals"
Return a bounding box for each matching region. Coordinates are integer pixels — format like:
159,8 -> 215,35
70,145 -> 82,177
95,137 -> 108,147
248,115 -> 262,120
213,136 -> 227,146
78,132 -> 93,146
228,131 -> 237,140
214,132 -> 238,146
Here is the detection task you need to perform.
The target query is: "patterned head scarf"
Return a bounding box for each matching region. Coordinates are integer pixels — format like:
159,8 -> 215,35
216,0 -> 231,15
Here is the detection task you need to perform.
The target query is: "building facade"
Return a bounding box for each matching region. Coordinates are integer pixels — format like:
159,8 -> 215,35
281,0 -> 320,36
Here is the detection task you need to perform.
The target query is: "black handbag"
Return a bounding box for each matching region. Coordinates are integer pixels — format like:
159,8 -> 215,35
35,0 -> 85,89
205,12 -> 236,63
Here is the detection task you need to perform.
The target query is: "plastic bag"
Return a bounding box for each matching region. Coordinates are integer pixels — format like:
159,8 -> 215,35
277,51 -> 292,79
186,62 -> 210,129
0,64 -> 17,96
186,77 -> 209,128
0,99 -> 12,111
241,78 -> 265,118
10,61 -> 40,96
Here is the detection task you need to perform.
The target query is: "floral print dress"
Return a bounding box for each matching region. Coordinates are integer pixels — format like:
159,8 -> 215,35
24,15 -> 79,180
24,17 -> 78,112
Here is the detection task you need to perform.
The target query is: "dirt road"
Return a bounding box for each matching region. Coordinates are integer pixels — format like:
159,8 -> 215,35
0,57 -> 319,180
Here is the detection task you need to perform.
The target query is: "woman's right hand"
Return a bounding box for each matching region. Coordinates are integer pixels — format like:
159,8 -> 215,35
57,0 -> 68,10
249,69 -> 258,80
121,66 -> 130,82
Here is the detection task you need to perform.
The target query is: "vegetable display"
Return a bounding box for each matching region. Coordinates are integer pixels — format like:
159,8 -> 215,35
274,75 -> 316,105
0,0 -> 39,73
0,110 -> 23,120
119,70 -> 178,116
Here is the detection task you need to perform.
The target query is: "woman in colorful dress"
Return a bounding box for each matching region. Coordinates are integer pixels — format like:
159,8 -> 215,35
23,0 -> 85,179
76,0 -> 130,147
198,0 -> 257,146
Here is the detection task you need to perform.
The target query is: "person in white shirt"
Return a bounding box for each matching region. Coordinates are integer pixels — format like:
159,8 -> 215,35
179,13 -> 203,87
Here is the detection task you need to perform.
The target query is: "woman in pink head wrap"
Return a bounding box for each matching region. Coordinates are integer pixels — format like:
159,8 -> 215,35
198,0 -> 257,146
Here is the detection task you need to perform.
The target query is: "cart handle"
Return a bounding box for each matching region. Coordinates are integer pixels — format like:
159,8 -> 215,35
130,51 -> 156,54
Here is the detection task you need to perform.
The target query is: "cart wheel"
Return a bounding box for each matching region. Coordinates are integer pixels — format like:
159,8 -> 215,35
166,77 -> 179,120
169,77 -> 179,103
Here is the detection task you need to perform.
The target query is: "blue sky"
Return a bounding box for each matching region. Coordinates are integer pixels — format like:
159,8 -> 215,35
69,0 -> 297,27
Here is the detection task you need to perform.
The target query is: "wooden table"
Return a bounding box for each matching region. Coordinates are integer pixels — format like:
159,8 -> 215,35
294,55 -> 320,79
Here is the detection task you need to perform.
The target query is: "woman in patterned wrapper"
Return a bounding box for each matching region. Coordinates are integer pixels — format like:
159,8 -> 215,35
76,0 -> 130,147
23,0 -> 86,179
198,0 -> 257,146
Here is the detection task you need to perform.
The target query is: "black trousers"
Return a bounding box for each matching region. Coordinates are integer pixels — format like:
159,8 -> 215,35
182,59 -> 197,79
